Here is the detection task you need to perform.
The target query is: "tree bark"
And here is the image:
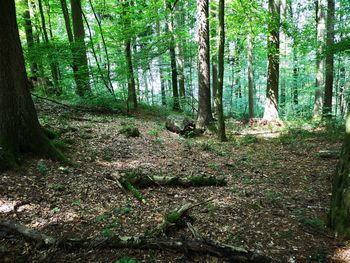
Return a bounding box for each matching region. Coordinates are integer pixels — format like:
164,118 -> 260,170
156,11 -> 166,106
247,26 -> 254,119
279,0 -> 287,111
329,110 -> 350,238
313,0 -> 326,118
166,1 -> 180,111
216,0 -> 226,141
125,39 -> 137,109
0,0 -> 64,171
21,0 -> 38,77
70,0 -> 91,97
263,0 -> 280,121
197,0 -> 213,129
323,0 -> 335,118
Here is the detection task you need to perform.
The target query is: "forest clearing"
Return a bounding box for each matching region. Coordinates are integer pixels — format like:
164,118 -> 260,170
0,100 -> 346,262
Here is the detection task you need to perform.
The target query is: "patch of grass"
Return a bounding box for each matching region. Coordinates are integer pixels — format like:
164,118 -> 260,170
50,183 -> 64,192
265,190 -> 283,205
304,218 -> 325,231
37,160 -> 48,176
209,161 -> 219,170
102,148 -> 113,161
148,128 -> 159,137
241,135 -> 258,145
165,211 -> 181,223
51,207 -> 60,213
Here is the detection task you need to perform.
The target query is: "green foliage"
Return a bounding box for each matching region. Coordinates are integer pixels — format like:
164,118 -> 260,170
115,207 -> 133,216
165,211 -> 181,223
37,160 -> 49,176
96,212 -> 112,222
123,181 -> 144,202
115,257 -> 138,263
50,183 -> 64,192
51,207 -> 60,213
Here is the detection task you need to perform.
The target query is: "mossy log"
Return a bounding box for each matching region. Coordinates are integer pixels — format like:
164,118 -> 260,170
0,219 -> 270,263
126,175 -> 227,188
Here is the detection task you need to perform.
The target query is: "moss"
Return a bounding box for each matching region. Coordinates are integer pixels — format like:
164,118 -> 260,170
165,211 -> 181,223
123,181 -> 144,202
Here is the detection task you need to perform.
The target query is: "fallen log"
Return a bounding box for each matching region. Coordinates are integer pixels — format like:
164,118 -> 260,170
0,219 -> 270,263
126,175 -> 227,188
317,150 -> 340,159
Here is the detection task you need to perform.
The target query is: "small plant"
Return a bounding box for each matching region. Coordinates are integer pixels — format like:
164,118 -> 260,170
50,183 -> 64,192
115,206 -> 132,216
37,160 -> 48,176
115,256 -> 138,263
210,161 -> 219,170
119,123 -> 140,138
96,212 -> 112,222
304,218 -> 324,230
242,135 -> 258,145
148,128 -> 158,137
73,199 -> 82,207
101,227 -> 115,238
102,148 -> 113,161
52,207 -> 60,213
265,190 -> 283,204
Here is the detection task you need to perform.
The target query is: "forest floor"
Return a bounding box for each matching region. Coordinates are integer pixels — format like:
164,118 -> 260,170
0,101 -> 349,263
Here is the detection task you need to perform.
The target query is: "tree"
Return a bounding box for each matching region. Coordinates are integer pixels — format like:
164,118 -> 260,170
247,23 -> 254,119
70,0 -> 91,96
122,0 -> 137,109
323,0 -> 335,117
21,0 -> 38,78
313,0 -> 326,118
263,0 -> 280,121
216,0 -> 226,141
197,0 -> 213,129
329,110 -> 350,238
166,0 -> 181,111
0,0 -> 63,171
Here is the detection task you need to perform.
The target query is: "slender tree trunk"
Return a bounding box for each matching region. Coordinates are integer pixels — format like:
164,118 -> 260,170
216,0 -> 226,141
166,1 -> 180,111
279,0 -> 287,111
197,0 -> 213,129
125,39 -> 137,108
323,0 -> 335,118
339,66 -> 345,117
38,0 -> 60,86
293,49 -> 299,105
156,10 -> 166,106
0,0 -> 64,171
247,27 -> 254,119
70,0 -> 91,96
175,4 -> 186,103
263,0 -> 280,121
22,0 -> 38,77
210,5 -> 218,115
313,0 -> 326,118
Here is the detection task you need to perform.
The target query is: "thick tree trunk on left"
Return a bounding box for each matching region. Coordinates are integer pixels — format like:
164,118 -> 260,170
0,0 -> 64,171
263,0 -> 280,121
197,0 -> 213,129
329,111 -> 350,238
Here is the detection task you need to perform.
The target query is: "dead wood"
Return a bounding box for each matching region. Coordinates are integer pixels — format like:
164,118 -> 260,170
0,219 -> 270,263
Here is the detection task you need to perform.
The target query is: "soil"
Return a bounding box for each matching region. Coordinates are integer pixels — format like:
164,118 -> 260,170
0,101 -> 349,263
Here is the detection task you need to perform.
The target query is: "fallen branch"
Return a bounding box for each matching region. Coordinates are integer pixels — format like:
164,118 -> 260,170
0,219 -> 270,262
317,150 -> 340,159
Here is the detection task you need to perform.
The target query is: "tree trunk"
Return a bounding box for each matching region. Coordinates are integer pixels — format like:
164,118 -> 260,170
70,0 -> 91,97
166,1 -> 180,111
125,39 -> 137,109
0,0 -> 64,171
197,0 -> 213,129
21,0 -> 38,77
329,110 -> 350,238
279,0 -> 287,111
247,26 -> 254,119
263,0 -> 280,121
156,12 -> 166,106
38,0 -> 60,87
323,0 -> 335,118
216,0 -> 226,141
175,4 -> 186,103
313,0 -> 326,118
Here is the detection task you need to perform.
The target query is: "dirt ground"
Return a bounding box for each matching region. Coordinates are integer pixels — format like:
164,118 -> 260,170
1,102 -> 349,263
